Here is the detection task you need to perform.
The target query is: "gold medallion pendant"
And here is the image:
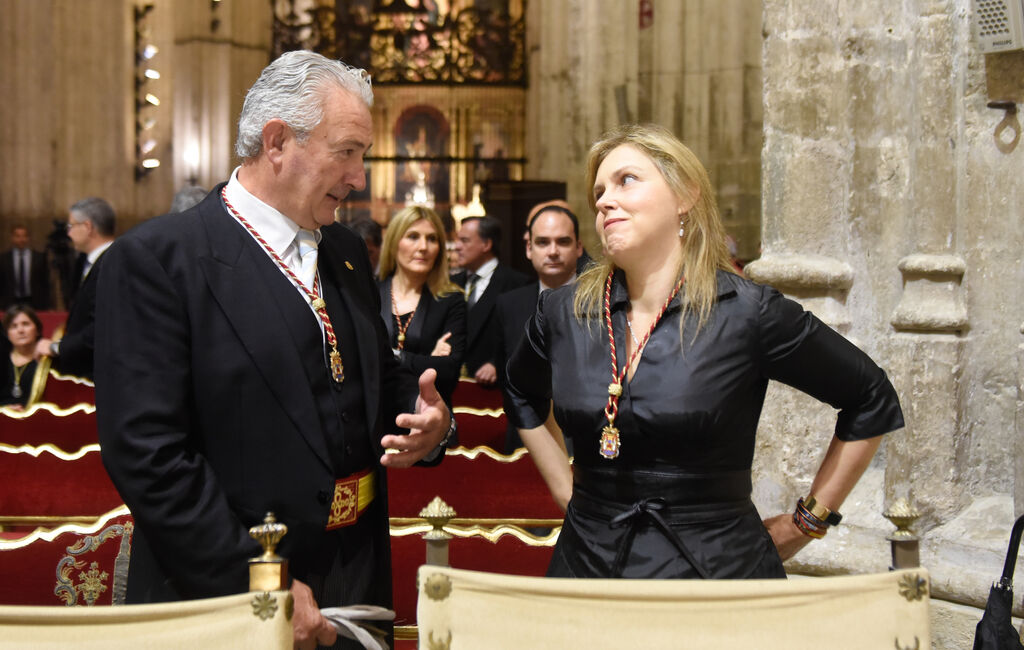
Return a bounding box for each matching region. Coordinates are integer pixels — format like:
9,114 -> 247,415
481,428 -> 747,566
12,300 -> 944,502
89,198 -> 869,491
599,425 -> 621,459
329,350 -> 345,383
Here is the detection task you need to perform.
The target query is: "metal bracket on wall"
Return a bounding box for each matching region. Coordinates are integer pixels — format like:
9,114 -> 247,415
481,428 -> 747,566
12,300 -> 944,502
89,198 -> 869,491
988,100 -> 1020,153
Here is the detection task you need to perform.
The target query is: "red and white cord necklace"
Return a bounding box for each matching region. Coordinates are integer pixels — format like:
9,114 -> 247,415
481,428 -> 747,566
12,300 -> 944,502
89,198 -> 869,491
221,187 -> 345,383
599,270 -> 685,459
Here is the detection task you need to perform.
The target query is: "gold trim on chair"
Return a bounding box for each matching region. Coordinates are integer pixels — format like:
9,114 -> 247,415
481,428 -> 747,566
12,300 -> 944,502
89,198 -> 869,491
390,521 -> 560,545
48,368 -> 95,387
27,354 -> 51,407
0,506 -> 130,550
0,442 -> 100,460
0,401 -> 96,418
451,405 -> 504,418
443,446 -> 528,462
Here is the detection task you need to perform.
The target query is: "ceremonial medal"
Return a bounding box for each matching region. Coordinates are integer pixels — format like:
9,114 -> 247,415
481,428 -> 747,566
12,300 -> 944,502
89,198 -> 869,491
222,188 -> 347,385
330,349 -> 345,383
600,425 -> 621,459
11,384 -> 22,399
599,271 -> 685,460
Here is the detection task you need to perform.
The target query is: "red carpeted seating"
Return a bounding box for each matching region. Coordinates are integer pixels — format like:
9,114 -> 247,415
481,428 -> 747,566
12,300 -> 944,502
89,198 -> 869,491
0,447 -> 122,522
0,507 -> 132,606
36,311 -> 68,341
450,379 -> 503,411
387,448 -> 562,520
0,404 -> 97,450
38,371 -> 95,409
451,409 -> 507,450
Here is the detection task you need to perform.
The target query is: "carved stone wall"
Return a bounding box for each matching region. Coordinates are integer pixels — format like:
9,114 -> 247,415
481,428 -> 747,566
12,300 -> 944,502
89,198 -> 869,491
755,1 -> 1024,647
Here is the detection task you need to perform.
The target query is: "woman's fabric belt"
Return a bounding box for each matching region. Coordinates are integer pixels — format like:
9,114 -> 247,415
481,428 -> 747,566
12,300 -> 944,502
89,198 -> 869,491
571,466 -> 754,579
325,468 -> 374,531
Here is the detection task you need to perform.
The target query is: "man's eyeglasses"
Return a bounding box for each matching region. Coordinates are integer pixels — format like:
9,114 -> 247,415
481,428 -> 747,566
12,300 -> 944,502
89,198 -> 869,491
66,220 -> 86,231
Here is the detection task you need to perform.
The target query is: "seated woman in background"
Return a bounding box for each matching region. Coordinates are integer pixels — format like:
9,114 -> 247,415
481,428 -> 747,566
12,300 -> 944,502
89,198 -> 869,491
505,123 -> 904,580
377,206 -> 467,411
2,305 -> 46,410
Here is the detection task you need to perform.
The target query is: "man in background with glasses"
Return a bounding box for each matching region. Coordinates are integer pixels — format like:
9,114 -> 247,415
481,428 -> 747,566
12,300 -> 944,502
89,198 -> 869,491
34,197 -> 115,380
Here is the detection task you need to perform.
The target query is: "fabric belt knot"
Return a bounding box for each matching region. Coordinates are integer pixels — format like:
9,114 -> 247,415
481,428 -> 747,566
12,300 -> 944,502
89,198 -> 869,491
609,497 -> 709,579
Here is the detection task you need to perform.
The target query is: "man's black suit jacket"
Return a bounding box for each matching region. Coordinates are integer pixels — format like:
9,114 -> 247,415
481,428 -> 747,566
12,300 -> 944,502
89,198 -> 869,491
377,276 -> 466,406
494,283 -> 541,451
95,186 -> 419,605
452,264 -> 530,375
0,248 -> 51,310
53,252 -> 104,380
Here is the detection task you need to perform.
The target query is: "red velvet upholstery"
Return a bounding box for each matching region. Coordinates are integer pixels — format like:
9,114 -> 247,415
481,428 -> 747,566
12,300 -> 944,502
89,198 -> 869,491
39,373 -> 96,408
452,410 -> 507,451
0,449 -> 122,518
0,510 -> 132,606
387,451 -> 563,519
451,379 -> 503,410
0,406 -> 97,450
390,531 -> 555,625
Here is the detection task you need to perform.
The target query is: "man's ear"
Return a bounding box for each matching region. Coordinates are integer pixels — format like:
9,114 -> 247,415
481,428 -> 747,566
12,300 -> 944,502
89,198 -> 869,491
525,239 -> 534,260
262,119 -> 290,165
481,238 -> 493,254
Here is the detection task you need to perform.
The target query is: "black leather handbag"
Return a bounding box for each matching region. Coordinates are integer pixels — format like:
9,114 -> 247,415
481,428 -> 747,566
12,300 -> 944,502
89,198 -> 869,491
974,513 -> 1024,649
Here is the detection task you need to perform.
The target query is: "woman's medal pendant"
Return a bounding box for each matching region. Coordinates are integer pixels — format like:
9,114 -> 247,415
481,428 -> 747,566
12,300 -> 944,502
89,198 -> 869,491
600,425 -> 620,459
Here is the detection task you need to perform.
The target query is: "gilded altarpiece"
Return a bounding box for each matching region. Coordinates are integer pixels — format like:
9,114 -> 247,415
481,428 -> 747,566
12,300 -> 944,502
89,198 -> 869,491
273,0 -> 527,224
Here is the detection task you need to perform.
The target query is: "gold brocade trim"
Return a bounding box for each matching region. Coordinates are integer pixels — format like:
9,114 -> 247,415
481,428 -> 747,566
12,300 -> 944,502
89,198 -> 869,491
0,442 -> 100,460
0,505 -> 130,550
452,405 -> 504,418
444,446 -> 528,462
54,519 -> 134,606
389,522 -> 560,545
0,401 -> 95,418
48,368 -> 95,387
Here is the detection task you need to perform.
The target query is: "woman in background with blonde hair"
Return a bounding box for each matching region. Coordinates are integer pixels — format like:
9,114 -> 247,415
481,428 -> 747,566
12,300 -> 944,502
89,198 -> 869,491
377,205 -> 466,409
505,123 -> 904,580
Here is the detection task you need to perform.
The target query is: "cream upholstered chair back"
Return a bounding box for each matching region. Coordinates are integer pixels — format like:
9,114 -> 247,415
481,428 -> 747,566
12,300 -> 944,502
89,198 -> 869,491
0,590 -> 292,649
416,566 -> 931,649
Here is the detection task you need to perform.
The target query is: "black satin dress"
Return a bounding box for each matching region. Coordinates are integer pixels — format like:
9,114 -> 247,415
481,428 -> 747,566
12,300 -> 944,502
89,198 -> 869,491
505,270 -> 904,580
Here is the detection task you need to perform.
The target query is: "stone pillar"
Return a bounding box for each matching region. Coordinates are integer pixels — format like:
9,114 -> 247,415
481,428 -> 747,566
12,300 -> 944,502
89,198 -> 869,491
887,256 -> 967,530
171,0 -> 271,193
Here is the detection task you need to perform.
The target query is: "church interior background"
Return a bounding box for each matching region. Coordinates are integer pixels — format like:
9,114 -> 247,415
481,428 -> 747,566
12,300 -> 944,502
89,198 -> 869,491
1,1 -> 1022,646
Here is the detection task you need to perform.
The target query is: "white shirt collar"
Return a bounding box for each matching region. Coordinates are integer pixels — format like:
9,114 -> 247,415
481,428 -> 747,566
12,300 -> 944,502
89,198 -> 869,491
538,273 -> 576,293
87,241 -> 113,265
224,166 -> 321,256
471,257 -> 499,280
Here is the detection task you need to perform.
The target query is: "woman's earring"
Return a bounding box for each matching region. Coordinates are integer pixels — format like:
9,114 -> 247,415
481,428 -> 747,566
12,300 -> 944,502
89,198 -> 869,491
678,217 -> 685,238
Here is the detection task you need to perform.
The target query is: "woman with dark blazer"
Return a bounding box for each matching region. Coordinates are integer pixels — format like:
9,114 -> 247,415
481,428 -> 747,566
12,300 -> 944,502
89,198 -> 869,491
377,206 -> 466,410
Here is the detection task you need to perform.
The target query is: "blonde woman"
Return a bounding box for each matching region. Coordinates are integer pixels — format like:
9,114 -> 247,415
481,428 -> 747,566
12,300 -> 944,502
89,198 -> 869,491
505,124 -> 904,580
377,206 -> 466,407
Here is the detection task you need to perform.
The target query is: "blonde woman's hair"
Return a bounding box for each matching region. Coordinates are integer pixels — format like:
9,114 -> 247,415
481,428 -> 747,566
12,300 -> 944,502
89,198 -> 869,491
574,123 -> 736,340
379,205 -> 460,298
